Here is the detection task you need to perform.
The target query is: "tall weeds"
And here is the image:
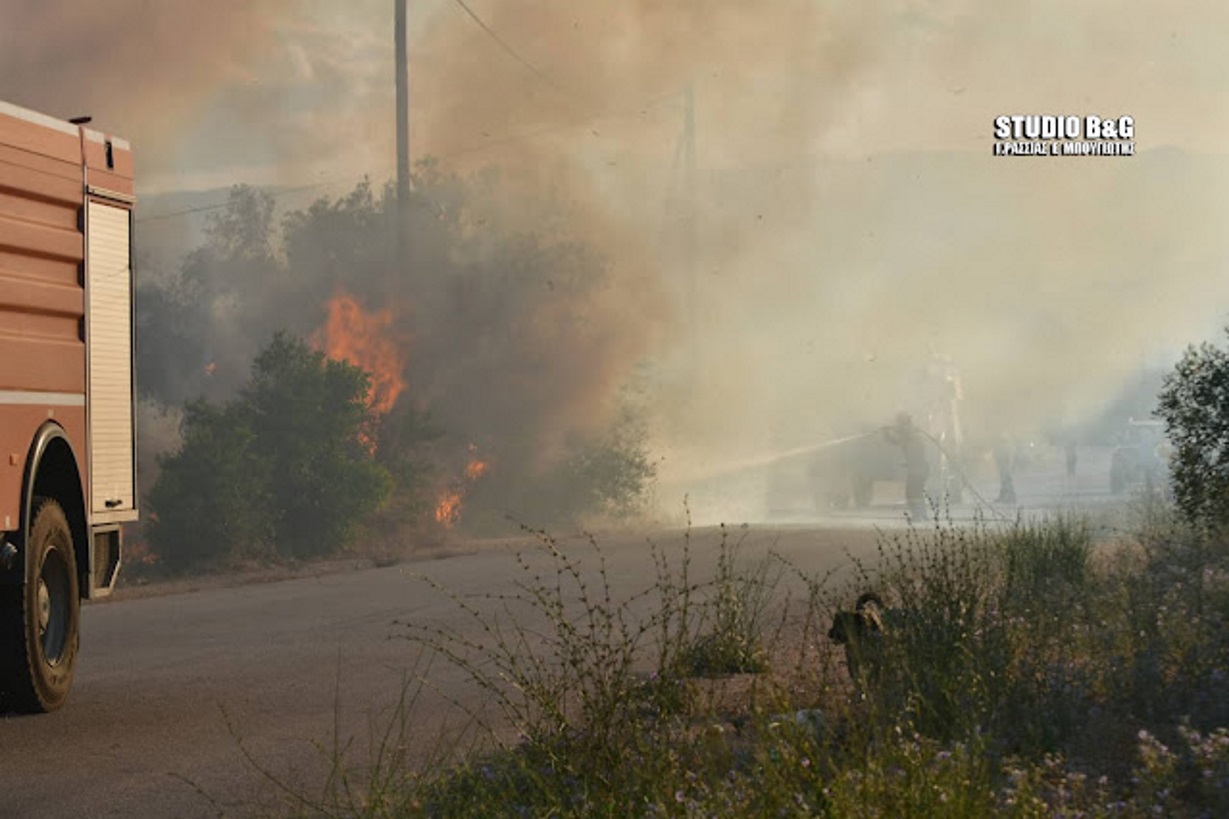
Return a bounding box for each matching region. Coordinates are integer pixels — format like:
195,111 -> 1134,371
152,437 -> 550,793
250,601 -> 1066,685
247,507 -> 1229,817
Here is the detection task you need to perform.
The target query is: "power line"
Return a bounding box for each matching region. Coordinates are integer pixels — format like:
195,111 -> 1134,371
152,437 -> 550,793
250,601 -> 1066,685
439,89 -> 680,160
448,0 -> 575,105
134,177 -> 361,224
135,91 -> 682,225
137,1 -> 680,226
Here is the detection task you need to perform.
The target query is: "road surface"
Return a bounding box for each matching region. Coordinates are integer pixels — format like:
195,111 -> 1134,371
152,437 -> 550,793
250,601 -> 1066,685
0,525 -> 886,818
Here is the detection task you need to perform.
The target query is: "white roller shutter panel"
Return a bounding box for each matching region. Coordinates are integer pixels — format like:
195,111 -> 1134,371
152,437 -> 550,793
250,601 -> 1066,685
87,202 -> 136,519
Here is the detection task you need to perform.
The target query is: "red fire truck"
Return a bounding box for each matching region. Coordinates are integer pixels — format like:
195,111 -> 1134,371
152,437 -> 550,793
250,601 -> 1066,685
0,100 -> 135,712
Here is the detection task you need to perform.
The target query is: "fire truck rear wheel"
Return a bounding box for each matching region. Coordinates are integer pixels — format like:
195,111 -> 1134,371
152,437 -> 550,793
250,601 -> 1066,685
0,498 -> 79,713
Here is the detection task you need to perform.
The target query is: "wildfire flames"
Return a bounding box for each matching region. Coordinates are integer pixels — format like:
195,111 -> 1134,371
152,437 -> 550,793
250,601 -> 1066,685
311,290 -> 486,528
435,444 -> 490,527
465,458 -> 489,481
313,290 -> 407,416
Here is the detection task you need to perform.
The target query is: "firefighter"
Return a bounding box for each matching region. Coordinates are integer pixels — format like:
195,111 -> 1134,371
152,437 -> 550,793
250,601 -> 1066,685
1064,438 -> 1078,476
994,436 -> 1017,503
884,412 -> 929,519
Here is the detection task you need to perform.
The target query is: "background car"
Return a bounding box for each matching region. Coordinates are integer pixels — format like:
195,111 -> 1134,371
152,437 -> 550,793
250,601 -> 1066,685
1109,419 -> 1170,494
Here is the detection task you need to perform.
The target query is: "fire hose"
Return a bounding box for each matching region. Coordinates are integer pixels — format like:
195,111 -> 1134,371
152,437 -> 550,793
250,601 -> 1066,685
679,426 -> 1015,523
673,431 -> 880,485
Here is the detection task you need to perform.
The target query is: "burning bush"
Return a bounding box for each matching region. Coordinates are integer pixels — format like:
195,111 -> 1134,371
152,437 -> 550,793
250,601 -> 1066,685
137,170 -> 662,544
147,332 -> 392,570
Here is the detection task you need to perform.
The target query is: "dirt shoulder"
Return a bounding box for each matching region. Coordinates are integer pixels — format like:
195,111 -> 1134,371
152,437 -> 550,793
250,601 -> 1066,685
95,522 -> 883,604
96,538 -> 511,603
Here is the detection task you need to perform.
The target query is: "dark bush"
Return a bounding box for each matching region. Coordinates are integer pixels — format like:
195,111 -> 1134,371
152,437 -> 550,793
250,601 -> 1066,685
148,332 -> 392,569
1157,331 -> 1229,529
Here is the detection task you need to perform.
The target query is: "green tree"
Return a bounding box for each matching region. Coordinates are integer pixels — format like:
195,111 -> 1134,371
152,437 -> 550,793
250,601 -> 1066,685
137,185 -> 283,405
147,400 -> 272,571
241,332 -> 393,558
1157,331 -> 1229,527
555,403 -> 657,521
147,333 -> 393,569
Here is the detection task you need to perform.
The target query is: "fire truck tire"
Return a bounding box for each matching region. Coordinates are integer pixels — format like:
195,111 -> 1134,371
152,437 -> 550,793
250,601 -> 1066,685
0,498 -> 79,713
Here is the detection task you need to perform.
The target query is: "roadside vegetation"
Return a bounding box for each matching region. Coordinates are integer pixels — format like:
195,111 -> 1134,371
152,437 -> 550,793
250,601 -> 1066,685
141,330 -> 655,573
221,331 -> 1229,816
238,506 -> 1229,818
146,332 -> 394,571
133,176 -> 658,574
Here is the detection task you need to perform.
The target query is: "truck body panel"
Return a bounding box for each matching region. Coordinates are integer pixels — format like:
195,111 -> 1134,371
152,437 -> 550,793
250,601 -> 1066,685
0,98 -> 135,581
0,407 -> 86,531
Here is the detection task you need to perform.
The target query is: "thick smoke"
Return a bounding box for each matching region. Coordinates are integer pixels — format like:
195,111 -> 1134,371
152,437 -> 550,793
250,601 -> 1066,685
0,0 -> 397,191
402,0 -> 1229,485
0,2 -> 292,173
5,1 -> 1229,513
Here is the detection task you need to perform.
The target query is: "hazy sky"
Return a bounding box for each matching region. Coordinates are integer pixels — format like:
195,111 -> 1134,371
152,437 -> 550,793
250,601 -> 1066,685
9,1 -> 1229,177
3,0 -> 1229,481
5,2 -> 1226,182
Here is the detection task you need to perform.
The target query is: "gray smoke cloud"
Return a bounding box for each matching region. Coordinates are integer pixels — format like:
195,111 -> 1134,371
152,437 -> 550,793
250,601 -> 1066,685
398,0 -> 1229,485
4,0 -> 1227,510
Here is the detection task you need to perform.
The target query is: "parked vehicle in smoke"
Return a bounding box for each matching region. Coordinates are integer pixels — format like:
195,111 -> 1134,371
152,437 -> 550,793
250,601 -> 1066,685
766,427 -> 949,514
0,100 -> 136,712
809,430 -> 902,509
1109,418 -> 1170,495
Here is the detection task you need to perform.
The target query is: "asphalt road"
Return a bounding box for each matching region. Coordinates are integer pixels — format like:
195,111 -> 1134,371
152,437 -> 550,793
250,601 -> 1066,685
0,525 -> 886,819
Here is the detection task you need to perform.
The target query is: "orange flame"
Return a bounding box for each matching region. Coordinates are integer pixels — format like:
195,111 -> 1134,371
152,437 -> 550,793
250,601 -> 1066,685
313,290 -> 407,416
435,489 -> 464,527
435,445 -> 491,527
465,459 -> 489,481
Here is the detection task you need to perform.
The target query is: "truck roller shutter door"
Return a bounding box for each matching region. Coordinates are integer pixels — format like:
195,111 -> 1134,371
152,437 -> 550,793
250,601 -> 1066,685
86,202 -> 136,520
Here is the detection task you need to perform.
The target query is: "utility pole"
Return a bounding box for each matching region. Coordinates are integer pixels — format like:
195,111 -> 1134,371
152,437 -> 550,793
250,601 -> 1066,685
683,84 -> 698,366
395,0 -> 410,278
